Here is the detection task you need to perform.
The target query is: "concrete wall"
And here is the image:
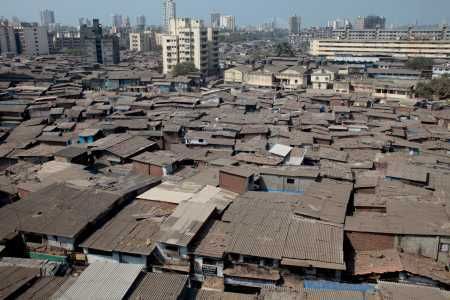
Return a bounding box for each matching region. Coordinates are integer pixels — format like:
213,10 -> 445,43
399,235 -> 439,260
259,174 -> 314,194
224,69 -> 244,83
84,249 -> 147,266
47,235 -> 75,251
244,73 -> 274,88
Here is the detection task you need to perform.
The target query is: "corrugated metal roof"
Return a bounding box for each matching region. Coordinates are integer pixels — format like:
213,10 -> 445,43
59,262 -> 142,300
128,272 -> 188,300
196,289 -> 257,300
282,218 -> 345,270
158,201 -> 216,247
269,144 -> 293,158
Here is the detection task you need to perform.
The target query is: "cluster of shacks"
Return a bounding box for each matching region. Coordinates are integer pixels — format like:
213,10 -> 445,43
0,53 -> 449,299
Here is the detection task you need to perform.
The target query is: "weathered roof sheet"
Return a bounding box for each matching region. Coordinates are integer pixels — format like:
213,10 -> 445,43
60,262 -> 143,300
80,200 -> 175,256
127,272 -> 188,300
282,217 -> 345,270
7,183 -> 122,239
157,201 -> 216,247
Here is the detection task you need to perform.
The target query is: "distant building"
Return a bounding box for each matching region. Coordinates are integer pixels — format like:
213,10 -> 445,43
288,15 -> 301,35
112,14 -> 123,29
432,63 -> 450,78
129,31 -> 155,52
328,18 -> 351,30
40,9 -> 55,26
333,25 -> 450,41
0,22 -> 17,55
210,13 -> 221,29
310,39 -> 450,59
162,0 -> 176,32
123,16 -> 131,28
161,18 -> 219,75
51,30 -> 81,53
16,23 -> 50,56
220,15 -> 236,32
136,15 -> 146,31
354,15 -> 386,30
80,19 -> 120,64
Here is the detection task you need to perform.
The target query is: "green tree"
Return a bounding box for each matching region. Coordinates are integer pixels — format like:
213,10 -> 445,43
274,42 -> 295,57
415,81 -> 434,99
415,76 -> 450,100
172,62 -> 198,77
406,57 -> 433,70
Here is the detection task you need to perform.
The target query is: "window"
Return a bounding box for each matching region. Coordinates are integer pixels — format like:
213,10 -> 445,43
243,256 -> 259,264
24,233 -> 43,244
203,257 -> 217,265
287,178 -> 296,184
89,248 -> 113,257
165,244 -> 179,254
441,244 -> 449,252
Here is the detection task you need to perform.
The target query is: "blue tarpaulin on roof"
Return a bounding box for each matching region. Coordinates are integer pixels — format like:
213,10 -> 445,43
304,280 -> 376,293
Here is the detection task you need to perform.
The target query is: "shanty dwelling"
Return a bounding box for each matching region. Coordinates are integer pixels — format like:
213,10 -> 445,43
58,262 -> 143,300
54,146 -> 91,165
48,107 -> 65,123
333,106 -> 352,123
352,248 -> 450,288
153,202 -> 217,274
345,198 -> 450,269
92,134 -> 158,164
220,192 -> 347,293
78,128 -> 103,144
258,167 -> 319,194
268,143 -> 293,164
239,126 -> 269,143
104,71 -> 141,91
127,272 -> 189,300
162,125 -> 184,150
219,167 -> 255,194
192,220 -> 232,282
80,200 -> 176,267
0,102 -> 29,127
433,110 -> 450,131
5,183 -> 124,258
384,163 -> 429,187
131,151 -> 183,177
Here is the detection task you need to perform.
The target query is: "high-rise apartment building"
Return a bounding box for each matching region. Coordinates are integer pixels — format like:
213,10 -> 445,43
40,9 -> 55,26
288,15 -> 301,34
123,16 -> 131,28
162,0 -> 176,32
161,18 -> 219,75
136,15 -> 146,29
355,15 -> 386,30
0,21 -> 17,55
129,31 -> 155,52
16,23 -> 50,56
112,15 -> 123,29
210,13 -> 221,29
220,15 -> 236,32
80,19 -> 120,65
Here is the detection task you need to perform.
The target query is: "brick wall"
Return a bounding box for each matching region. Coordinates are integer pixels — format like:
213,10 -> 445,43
346,231 -> 395,251
219,172 -> 247,194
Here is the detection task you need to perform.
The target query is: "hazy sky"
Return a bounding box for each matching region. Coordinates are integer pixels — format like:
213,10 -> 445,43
1,0 -> 449,27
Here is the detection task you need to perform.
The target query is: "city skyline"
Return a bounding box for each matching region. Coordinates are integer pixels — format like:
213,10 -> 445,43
1,0 -> 449,27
